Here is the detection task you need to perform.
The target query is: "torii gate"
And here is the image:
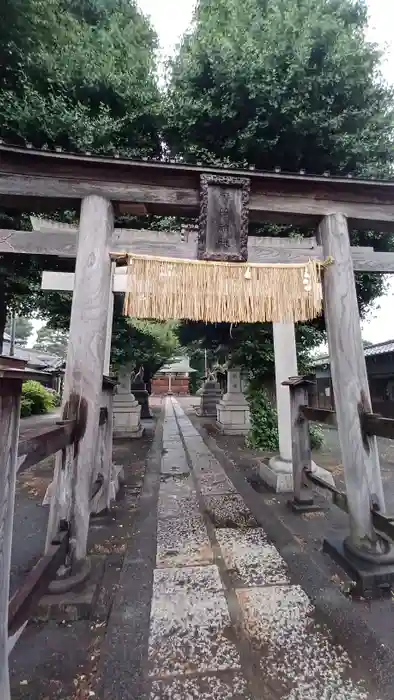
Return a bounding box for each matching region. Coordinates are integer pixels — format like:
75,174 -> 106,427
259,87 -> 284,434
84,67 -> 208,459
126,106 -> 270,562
1,144 -> 394,579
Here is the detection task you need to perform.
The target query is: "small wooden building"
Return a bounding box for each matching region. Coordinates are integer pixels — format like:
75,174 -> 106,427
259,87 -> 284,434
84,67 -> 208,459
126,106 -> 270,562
313,339 -> 394,417
152,355 -> 196,396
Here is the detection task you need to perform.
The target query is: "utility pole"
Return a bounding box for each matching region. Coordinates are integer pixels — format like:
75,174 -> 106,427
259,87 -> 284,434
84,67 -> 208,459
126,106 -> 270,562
9,311 -> 16,357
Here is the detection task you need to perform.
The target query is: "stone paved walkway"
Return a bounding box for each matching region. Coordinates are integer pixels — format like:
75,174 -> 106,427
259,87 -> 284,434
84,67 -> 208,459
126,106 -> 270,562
145,398 -> 377,700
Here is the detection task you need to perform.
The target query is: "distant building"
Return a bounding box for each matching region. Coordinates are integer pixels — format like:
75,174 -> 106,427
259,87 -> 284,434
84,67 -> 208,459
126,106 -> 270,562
152,355 -> 196,396
2,333 -> 64,390
312,339 -> 394,416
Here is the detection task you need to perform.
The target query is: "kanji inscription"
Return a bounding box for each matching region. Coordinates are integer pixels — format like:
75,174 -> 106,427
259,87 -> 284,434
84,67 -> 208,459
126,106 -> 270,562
198,175 -> 250,262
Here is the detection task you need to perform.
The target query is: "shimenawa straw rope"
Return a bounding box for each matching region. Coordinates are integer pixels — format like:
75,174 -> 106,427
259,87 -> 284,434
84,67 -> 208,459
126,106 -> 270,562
122,254 -> 332,324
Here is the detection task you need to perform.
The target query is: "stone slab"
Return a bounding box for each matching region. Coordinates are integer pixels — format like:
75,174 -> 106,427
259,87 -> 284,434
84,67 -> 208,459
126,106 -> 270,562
150,672 -> 253,699
216,529 -> 289,587
113,426 -> 144,439
261,457 -> 336,493
158,476 -> 198,518
259,459 -> 294,492
35,558 -> 104,621
161,449 -> 190,476
203,493 -> 258,529
148,566 -> 241,678
324,532 -> 394,598
156,513 -> 213,567
198,471 -> 236,496
237,585 -> 371,699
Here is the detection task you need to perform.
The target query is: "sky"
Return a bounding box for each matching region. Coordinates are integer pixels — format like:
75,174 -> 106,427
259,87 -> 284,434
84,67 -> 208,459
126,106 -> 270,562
137,0 -> 394,345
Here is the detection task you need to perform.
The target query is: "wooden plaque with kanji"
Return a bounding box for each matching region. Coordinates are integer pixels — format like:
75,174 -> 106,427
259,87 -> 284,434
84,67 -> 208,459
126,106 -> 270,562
198,174 -> 250,262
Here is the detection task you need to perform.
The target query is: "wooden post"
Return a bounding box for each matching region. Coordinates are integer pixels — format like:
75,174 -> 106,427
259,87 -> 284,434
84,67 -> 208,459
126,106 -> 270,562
46,196 -> 114,564
0,373 -> 23,700
91,379 -> 116,514
283,377 -> 317,512
318,214 -> 385,551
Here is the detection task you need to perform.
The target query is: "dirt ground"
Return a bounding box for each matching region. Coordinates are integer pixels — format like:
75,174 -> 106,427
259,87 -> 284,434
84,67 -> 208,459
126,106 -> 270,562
9,408 -> 159,700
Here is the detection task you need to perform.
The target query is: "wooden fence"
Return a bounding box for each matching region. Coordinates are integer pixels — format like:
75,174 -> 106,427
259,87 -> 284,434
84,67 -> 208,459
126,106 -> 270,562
0,368 -> 116,699
285,376 -> 394,544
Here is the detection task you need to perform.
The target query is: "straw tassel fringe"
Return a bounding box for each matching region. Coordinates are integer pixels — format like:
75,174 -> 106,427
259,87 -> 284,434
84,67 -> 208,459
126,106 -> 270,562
123,254 -> 330,324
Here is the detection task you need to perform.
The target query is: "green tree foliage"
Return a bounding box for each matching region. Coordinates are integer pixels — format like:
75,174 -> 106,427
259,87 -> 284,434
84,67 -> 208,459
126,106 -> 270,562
36,291 -> 179,377
165,0 -> 393,177
4,315 -> 34,347
107,306 -> 180,380
167,0 -> 394,376
21,380 -> 56,416
33,323 -> 69,357
0,0 -> 162,154
0,0 -> 162,349
177,321 -> 324,384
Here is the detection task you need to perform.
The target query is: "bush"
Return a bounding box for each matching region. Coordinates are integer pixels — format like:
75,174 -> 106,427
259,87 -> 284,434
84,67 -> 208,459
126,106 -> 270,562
246,388 -> 279,451
20,397 -> 34,418
46,388 -> 61,407
246,386 -> 325,452
21,381 -> 55,416
310,423 -> 325,450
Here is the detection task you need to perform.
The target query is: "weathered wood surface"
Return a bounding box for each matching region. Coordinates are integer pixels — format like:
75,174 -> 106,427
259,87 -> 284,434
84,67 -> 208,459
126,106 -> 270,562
288,383 -> 312,502
198,175 -> 250,261
17,421 -> 76,474
46,195 -> 114,564
0,176 -> 199,210
0,377 -> 22,700
1,144 -> 394,230
361,413 -> 394,441
6,227 -> 394,272
249,193 -> 394,231
8,529 -> 68,640
318,213 -> 385,550
301,406 -> 338,428
91,386 -> 115,514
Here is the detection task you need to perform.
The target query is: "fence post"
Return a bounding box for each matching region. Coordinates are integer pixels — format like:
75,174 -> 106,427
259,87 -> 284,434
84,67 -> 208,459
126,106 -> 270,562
283,376 -> 319,513
91,378 -> 116,514
0,370 -> 24,700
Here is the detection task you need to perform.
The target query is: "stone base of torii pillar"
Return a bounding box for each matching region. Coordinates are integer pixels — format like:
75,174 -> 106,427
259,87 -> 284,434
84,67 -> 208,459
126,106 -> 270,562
113,365 -> 143,439
259,323 -> 334,493
217,369 -> 251,435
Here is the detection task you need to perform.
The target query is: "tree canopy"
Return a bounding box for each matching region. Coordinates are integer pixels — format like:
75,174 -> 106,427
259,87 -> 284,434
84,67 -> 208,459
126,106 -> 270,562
165,0 -> 394,374
0,0 -> 162,351
33,324 -> 69,357
4,315 -> 34,347
165,0 -> 393,176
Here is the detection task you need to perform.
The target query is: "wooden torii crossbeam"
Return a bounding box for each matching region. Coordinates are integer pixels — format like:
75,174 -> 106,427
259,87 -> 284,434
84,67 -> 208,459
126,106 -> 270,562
1,220 -> 394,271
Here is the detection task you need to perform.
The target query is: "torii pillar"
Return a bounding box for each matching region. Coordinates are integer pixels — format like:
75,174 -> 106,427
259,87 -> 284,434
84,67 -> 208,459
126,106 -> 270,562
46,195 -> 114,567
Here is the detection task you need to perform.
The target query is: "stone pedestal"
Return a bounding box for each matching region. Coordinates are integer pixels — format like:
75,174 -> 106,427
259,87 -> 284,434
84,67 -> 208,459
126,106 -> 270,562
198,378 -> 222,416
259,323 -> 334,492
217,369 -> 250,435
113,367 -> 143,438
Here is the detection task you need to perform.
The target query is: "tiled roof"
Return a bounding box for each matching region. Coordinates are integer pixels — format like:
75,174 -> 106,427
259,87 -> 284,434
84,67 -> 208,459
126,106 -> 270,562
158,355 -> 197,374
313,339 -> 394,366
2,341 -> 63,370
